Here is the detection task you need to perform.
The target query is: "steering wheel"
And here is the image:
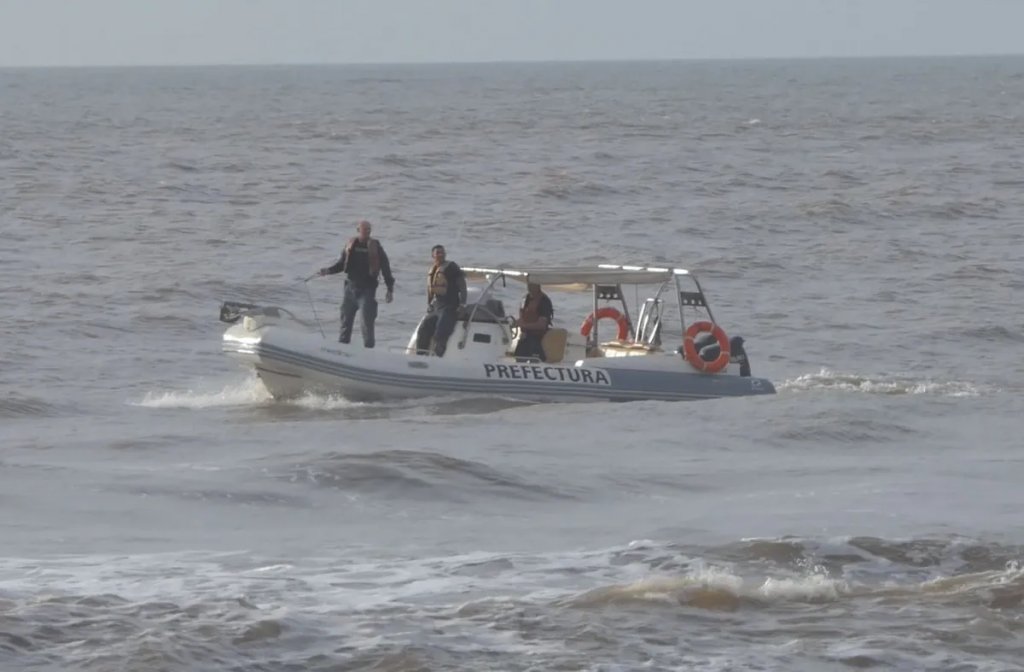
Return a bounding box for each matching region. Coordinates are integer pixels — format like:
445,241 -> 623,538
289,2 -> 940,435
505,316 -> 520,341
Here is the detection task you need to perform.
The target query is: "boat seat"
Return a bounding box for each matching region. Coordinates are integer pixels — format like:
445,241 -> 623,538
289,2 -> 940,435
541,328 -> 568,363
600,340 -> 659,357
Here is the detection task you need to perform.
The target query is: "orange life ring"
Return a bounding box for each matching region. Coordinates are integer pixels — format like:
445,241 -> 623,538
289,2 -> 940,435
580,307 -> 630,341
683,321 -> 730,373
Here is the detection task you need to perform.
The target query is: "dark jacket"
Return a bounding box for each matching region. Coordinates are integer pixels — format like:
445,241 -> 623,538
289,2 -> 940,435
324,237 -> 395,291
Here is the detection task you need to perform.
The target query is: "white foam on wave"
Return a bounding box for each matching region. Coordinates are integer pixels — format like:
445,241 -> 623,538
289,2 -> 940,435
756,573 -> 846,602
133,375 -> 272,409
3,543 -> 1018,672
3,539 -> 1020,624
571,563 -> 848,609
779,368 -> 986,397
287,392 -> 364,410
132,375 -> 366,411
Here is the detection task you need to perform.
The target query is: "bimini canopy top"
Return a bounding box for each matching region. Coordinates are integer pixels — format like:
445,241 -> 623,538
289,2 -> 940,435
461,264 -> 690,292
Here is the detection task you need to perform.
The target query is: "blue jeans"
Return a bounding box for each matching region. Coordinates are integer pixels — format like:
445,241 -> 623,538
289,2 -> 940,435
339,282 -> 378,347
415,303 -> 458,356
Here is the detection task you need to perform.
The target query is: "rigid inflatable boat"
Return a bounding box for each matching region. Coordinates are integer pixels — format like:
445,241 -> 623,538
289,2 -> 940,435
219,264 -> 776,403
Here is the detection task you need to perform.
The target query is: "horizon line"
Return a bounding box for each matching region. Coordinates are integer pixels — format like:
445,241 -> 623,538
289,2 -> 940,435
3,51 -> 1024,70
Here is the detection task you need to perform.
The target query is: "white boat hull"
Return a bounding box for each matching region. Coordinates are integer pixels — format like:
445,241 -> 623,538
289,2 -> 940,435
222,317 -> 776,404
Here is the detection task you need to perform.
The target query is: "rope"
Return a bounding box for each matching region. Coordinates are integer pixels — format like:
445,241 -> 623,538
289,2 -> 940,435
303,278 -> 327,339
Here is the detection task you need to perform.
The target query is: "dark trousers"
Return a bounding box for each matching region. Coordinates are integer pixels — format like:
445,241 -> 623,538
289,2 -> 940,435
514,332 -> 546,361
339,282 -> 378,347
415,303 -> 458,356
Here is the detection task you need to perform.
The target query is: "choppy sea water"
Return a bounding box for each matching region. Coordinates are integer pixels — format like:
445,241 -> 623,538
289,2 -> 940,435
2,56 -> 1024,670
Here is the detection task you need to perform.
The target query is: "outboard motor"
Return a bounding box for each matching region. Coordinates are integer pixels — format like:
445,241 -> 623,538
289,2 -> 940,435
729,335 -> 751,377
220,301 -> 263,323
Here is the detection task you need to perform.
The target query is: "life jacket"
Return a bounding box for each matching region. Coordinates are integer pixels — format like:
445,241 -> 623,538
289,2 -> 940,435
343,237 -> 381,276
428,262 -> 451,303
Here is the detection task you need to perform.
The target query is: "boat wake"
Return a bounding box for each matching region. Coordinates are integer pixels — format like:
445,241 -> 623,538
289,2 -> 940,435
130,375 -> 525,416
132,376 -> 371,412
132,375 -> 274,409
131,367 -> 986,415
778,368 -> 988,397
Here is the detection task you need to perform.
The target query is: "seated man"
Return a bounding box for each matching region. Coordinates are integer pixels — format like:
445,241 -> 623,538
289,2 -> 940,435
513,282 -> 554,361
415,244 -> 467,357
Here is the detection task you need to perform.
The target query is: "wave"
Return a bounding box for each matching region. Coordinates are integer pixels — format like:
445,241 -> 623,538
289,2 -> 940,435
779,368 -> 987,397
278,449 -> 574,502
533,170 -> 626,201
376,152 -> 456,168
821,169 -> 867,186
565,566 -> 845,612
564,560 -> 1024,614
929,262 -> 1014,281
928,323 -> 1024,345
707,535 -> 1024,578
0,393 -> 69,419
114,484 -> 312,509
797,197 -> 857,219
164,160 -> 199,172
565,535 -> 1024,613
774,415 -> 918,444
921,200 -> 1007,221
972,324 -> 1024,343
0,590 -> 293,670
2,533 -> 1022,670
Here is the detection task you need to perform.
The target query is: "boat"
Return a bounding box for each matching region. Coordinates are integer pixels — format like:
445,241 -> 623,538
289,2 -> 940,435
218,264 -> 776,403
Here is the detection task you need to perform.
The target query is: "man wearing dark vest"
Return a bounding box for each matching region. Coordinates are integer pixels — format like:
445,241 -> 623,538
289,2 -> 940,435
415,244 -> 467,357
318,220 -> 395,348
513,282 -> 554,361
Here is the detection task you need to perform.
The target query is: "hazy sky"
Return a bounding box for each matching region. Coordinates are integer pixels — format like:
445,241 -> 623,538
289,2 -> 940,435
1,0 -> 1022,68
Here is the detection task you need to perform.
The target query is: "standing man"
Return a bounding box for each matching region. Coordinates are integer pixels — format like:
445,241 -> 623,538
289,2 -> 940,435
513,282 -> 554,361
318,220 -> 395,348
415,244 -> 467,357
